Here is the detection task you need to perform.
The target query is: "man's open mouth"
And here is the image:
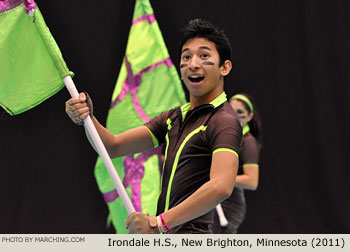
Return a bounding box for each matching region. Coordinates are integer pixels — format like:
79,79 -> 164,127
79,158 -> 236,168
188,75 -> 204,83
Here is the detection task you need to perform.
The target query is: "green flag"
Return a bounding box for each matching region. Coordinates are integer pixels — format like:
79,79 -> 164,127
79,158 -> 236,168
0,1 -> 73,115
94,0 -> 186,233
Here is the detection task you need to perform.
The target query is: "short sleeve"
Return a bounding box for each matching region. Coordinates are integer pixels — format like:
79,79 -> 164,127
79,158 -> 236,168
145,109 -> 174,146
207,112 -> 242,156
241,135 -> 260,164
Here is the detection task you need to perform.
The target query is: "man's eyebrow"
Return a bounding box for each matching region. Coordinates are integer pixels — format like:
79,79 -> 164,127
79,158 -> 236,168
199,46 -> 211,51
181,48 -> 189,54
181,46 -> 212,54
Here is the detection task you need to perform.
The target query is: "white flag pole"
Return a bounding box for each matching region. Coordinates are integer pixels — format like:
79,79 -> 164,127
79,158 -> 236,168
216,204 -> 228,227
64,75 -> 135,215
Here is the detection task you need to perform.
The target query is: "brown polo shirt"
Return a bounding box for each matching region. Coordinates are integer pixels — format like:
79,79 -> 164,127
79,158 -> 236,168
238,128 -> 260,174
145,92 -> 242,233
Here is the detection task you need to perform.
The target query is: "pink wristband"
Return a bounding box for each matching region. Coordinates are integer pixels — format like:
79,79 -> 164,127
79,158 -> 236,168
159,213 -> 171,232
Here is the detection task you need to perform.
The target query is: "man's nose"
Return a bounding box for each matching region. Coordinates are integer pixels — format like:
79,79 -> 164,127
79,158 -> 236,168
189,56 -> 200,71
189,65 -> 200,71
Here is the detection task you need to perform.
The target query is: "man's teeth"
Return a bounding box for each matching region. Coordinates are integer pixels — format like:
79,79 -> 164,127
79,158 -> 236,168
188,75 -> 204,83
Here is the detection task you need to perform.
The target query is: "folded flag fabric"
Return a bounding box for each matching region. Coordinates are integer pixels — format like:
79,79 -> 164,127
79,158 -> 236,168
0,0 -> 73,115
94,0 -> 186,233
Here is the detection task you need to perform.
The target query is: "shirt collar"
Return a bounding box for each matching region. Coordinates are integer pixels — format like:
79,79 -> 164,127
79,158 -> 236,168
210,92 -> 227,108
243,124 -> 250,135
180,92 -> 227,120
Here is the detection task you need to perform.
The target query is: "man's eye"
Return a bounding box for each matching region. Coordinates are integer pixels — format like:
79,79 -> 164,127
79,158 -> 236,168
183,55 -> 190,60
201,54 -> 209,58
236,109 -> 244,114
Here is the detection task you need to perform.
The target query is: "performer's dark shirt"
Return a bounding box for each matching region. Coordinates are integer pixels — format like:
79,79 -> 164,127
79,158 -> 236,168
145,92 -> 242,233
237,131 -> 260,175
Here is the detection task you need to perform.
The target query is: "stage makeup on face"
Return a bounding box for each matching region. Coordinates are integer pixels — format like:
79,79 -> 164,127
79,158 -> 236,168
180,64 -> 188,68
202,61 -> 214,65
236,108 -> 245,115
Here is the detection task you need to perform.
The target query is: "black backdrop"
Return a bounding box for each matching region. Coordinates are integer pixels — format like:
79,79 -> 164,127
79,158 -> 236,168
1,0 -> 349,233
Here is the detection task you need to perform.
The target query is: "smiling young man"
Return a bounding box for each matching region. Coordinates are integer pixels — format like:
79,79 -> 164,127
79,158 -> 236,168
65,19 -> 242,234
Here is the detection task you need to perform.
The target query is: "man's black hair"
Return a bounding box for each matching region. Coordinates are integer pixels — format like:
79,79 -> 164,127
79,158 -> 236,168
179,19 -> 232,66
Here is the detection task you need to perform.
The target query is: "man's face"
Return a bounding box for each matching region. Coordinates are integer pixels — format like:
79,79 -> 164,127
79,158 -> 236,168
180,37 -> 231,103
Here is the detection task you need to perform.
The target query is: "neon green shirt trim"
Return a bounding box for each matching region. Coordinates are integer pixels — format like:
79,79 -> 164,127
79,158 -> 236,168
212,147 -> 239,158
180,103 -> 191,121
210,92 -> 227,108
161,133 -> 170,189
243,125 -> 250,136
166,118 -> 172,130
180,92 -> 227,121
164,125 -> 207,212
243,163 -> 259,167
145,126 -> 159,147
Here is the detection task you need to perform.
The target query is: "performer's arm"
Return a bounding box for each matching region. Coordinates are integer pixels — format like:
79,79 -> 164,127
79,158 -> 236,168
235,164 -> 259,190
161,151 -> 238,229
126,150 -> 238,233
65,93 -> 154,158
87,118 -> 154,158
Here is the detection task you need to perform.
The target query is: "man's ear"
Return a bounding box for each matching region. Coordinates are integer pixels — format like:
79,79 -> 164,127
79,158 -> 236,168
221,60 -> 232,76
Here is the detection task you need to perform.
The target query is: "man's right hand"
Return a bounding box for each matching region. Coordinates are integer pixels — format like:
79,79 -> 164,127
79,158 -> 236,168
65,92 -> 93,125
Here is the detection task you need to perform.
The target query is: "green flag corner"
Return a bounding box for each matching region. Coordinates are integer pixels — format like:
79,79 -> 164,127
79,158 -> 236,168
0,3 -> 73,115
